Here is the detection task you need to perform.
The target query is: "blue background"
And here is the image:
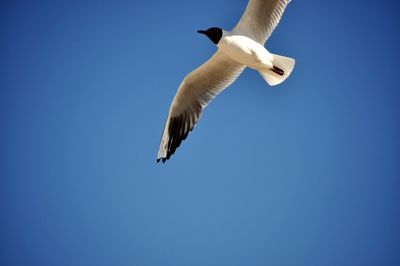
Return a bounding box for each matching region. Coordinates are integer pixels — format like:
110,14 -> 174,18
1,1 -> 399,265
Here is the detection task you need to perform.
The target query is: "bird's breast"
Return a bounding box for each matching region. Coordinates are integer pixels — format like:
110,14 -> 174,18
217,35 -> 273,69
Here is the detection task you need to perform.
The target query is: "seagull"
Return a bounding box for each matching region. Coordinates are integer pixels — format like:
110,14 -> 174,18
157,0 -> 294,163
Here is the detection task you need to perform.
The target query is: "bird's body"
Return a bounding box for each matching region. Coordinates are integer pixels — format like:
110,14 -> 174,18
218,31 -> 274,70
157,0 -> 294,163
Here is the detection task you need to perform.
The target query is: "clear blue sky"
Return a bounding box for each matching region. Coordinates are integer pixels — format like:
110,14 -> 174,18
1,1 -> 399,265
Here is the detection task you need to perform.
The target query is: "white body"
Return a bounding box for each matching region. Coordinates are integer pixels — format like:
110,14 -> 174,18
217,30 -> 295,86
217,31 -> 274,70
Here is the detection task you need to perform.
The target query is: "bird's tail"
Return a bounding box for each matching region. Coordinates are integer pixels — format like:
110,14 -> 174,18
258,54 -> 295,86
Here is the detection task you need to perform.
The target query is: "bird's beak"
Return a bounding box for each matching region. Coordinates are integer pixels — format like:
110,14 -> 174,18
197,30 -> 207,35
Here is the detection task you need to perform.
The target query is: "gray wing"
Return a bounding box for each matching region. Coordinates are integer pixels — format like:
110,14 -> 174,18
234,0 -> 291,44
157,51 -> 245,162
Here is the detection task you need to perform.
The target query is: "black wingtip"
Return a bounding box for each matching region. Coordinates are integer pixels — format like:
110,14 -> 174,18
157,158 -> 167,163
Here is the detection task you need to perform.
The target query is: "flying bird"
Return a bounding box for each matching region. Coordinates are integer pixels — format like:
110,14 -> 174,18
157,0 -> 295,163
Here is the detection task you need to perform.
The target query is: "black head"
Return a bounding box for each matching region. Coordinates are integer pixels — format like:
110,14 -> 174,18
197,27 -> 223,44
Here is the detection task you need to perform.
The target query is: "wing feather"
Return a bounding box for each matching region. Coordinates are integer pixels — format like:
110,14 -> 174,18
234,0 -> 291,44
157,51 -> 245,162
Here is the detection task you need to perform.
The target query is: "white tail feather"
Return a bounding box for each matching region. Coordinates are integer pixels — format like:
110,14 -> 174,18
258,54 -> 295,86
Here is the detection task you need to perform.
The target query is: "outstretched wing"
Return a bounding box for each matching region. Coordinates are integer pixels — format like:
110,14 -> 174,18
234,0 -> 291,44
157,51 -> 245,162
